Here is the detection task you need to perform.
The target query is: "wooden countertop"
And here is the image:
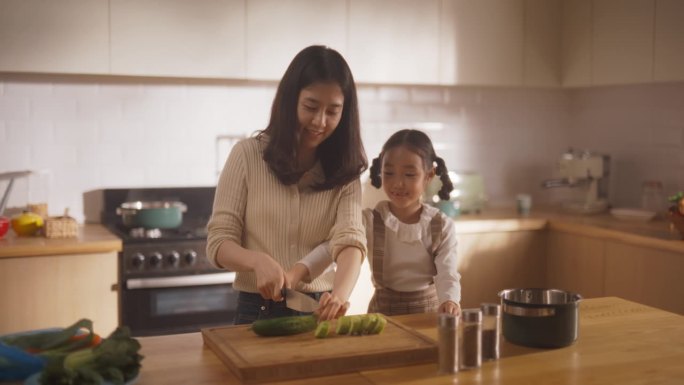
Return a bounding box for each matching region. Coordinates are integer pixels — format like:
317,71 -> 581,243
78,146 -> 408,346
453,208 -> 684,253
135,297 -> 684,385
0,224 -> 122,258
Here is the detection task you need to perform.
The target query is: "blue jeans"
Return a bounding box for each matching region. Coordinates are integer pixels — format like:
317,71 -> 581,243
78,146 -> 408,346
233,291 -> 327,325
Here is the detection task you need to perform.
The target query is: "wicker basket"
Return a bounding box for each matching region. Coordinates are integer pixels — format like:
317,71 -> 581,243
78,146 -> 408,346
45,209 -> 78,239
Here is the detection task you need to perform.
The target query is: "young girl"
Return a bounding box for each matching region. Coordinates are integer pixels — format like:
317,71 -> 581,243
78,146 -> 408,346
364,129 -> 460,315
295,129 -> 461,316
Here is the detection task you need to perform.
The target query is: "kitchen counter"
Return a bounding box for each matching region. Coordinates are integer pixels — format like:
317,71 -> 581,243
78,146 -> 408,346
0,224 -> 122,258
453,208 -> 684,254
134,297 -> 684,385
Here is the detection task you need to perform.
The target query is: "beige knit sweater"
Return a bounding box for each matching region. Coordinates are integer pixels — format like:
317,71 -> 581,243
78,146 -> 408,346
206,137 -> 367,293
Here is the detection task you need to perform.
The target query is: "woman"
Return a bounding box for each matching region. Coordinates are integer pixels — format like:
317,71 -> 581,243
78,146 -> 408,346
207,45 -> 368,323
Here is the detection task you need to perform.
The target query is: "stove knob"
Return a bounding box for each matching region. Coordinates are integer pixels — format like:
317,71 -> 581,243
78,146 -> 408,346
166,251 -> 181,267
184,250 -> 198,265
148,252 -> 163,267
131,253 -> 145,268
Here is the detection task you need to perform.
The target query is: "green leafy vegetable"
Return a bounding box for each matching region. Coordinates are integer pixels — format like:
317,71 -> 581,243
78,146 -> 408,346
38,326 -> 143,385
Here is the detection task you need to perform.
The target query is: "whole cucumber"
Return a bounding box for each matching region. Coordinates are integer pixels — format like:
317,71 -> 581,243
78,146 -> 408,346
251,315 -> 318,337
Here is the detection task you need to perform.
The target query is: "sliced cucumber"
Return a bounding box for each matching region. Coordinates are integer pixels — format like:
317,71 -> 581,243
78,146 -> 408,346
371,314 -> 387,334
335,316 -> 353,335
314,321 -> 330,338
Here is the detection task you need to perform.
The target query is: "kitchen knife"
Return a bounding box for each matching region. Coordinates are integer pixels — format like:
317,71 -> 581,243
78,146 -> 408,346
282,288 -> 320,313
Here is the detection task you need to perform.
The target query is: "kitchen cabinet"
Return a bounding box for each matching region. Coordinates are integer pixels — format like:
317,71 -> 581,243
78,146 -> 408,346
654,0 -> 684,82
561,0 -> 683,86
546,228 -> 684,314
0,251 -> 118,336
524,0 -> 562,87
457,230 -> 546,308
561,0 -> 593,86
347,0 -> 442,85
0,0 -> 109,75
592,0 -> 654,85
604,241 -> 684,314
442,0 -> 525,86
110,0 -> 245,78
245,0 -> 347,81
546,231 -> 605,298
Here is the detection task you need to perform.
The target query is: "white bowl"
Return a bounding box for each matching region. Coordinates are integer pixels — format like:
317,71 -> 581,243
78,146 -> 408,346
610,208 -> 657,221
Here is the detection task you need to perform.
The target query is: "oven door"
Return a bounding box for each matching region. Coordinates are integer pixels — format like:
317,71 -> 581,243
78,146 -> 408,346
122,272 -> 237,336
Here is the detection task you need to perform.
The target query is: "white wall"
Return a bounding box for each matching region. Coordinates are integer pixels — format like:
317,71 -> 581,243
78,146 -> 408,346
1,74 -> 683,222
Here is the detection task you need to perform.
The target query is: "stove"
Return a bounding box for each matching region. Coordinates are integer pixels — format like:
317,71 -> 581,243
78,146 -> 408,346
84,187 -> 238,336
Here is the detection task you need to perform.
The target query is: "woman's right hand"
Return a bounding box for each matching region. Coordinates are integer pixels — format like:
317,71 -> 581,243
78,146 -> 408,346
253,252 -> 287,301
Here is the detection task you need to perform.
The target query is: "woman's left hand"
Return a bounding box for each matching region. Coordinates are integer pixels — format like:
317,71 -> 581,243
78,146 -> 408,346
316,292 -> 350,321
439,301 -> 461,315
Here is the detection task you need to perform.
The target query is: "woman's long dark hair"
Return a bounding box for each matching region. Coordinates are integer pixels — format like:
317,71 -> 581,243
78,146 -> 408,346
257,45 -> 367,190
369,129 -> 454,201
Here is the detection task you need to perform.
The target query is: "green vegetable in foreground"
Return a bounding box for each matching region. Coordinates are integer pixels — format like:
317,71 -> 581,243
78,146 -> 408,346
38,326 -> 143,385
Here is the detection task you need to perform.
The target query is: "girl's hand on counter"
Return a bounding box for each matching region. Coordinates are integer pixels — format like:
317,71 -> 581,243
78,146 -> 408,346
439,301 -> 461,316
316,292 -> 349,321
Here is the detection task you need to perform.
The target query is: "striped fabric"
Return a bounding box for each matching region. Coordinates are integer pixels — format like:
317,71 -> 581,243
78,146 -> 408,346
367,209 -> 441,315
206,137 -> 367,294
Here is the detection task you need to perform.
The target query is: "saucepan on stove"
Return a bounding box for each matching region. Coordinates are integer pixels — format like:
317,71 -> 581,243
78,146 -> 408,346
116,201 -> 187,229
498,288 -> 582,348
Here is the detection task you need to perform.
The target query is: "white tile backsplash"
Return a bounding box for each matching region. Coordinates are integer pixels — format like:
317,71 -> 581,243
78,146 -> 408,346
0,96 -> 30,119
1,74 -> 683,221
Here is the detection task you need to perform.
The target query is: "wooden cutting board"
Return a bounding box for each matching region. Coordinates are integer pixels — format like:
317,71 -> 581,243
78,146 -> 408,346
201,316 -> 438,384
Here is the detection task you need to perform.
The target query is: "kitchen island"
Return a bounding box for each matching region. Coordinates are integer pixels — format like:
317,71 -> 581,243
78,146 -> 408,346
135,297 -> 684,385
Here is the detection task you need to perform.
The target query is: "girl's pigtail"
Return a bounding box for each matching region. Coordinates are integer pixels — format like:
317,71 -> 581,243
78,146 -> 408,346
434,157 -> 454,201
370,156 -> 383,188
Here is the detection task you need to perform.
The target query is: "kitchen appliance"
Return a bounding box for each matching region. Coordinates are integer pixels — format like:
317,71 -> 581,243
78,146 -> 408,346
498,288 -> 582,348
84,187 -> 237,337
542,149 -> 610,214
425,171 -> 487,215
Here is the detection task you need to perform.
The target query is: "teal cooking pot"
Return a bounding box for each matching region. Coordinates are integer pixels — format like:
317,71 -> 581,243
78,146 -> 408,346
116,201 -> 187,229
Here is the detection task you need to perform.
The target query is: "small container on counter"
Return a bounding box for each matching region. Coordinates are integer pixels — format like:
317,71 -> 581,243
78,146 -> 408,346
481,303 -> 501,361
437,313 -> 459,374
459,309 -> 482,370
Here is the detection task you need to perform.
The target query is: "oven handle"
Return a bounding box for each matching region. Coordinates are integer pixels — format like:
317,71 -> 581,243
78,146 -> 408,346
126,272 -> 236,290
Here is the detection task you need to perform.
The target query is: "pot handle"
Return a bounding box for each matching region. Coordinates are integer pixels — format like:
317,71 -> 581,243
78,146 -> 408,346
502,303 -> 556,317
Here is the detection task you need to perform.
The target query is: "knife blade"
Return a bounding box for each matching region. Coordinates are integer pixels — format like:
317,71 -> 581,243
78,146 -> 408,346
282,288 -> 319,313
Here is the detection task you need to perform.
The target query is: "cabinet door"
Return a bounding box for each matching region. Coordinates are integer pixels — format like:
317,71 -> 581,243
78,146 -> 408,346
546,232 -> 605,298
443,0 -> 525,86
654,0 -> 684,82
457,231 -> 546,308
605,242 -> 684,315
524,0 -> 561,87
348,0 -> 441,85
592,0 -> 655,85
0,0 -> 109,74
0,252 -> 119,335
245,0 -> 347,81
110,0 -> 245,78
561,0 -> 592,86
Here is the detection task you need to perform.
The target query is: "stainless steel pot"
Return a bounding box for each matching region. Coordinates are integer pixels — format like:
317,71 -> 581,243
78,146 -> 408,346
498,288 -> 582,348
116,201 -> 187,229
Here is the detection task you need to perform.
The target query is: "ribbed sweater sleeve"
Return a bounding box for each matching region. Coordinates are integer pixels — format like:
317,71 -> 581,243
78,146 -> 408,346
206,137 -> 367,293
